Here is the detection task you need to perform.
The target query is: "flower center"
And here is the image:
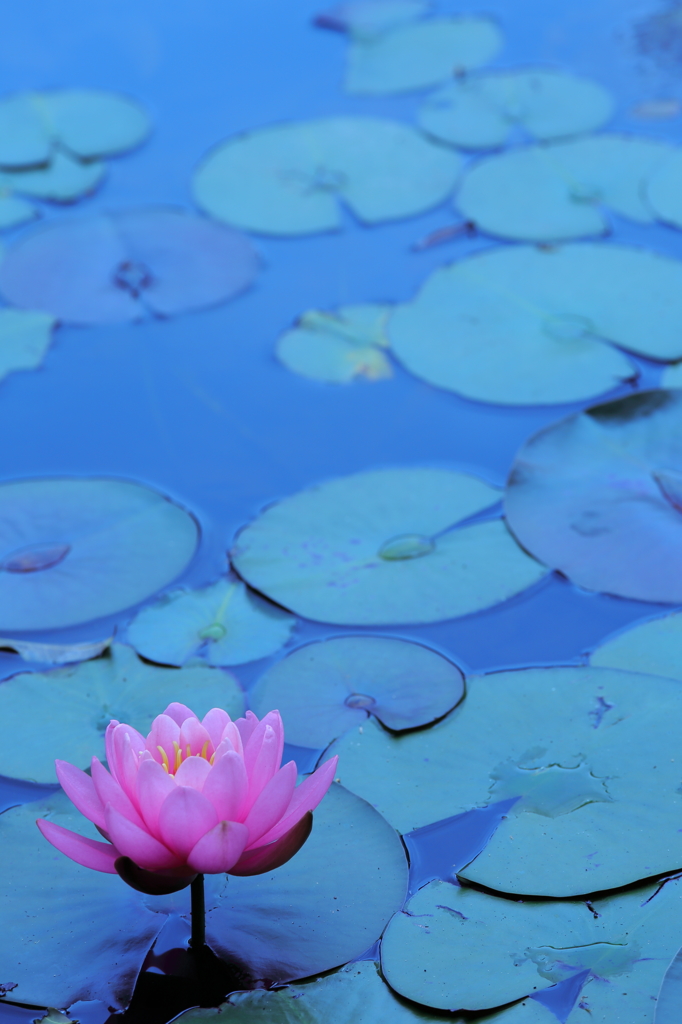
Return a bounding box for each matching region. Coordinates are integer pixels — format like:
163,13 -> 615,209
157,739 -> 212,773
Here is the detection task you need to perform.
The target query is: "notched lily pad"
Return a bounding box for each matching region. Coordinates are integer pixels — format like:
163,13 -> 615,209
0,476 -> 198,632
0,308 -> 56,384
505,389 -> 682,603
250,635 -> 464,747
231,467 -> 545,625
456,134 -> 675,240
126,577 -> 295,667
0,207 -> 259,325
277,303 -> 393,384
330,665 -> 682,895
193,117 -> 462,236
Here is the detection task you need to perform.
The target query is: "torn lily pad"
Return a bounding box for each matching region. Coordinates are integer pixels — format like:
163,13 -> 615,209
590,611 -> 682,680
0,308 -> 56,384
250,635 -> 464,747
126,577 -> 295,667
276,304 -> 393,383
231,467 -> 545,625
330,664 -> 682,895
0,643 -> 245,783
193,117 -> 462,236
456,135 -> 674,240
505,389 -> 682,603
387,243 -> 682,405
419,69 -> 613,149
381,875 -> 682,1013
0,208 -> 258,324
0,476 -> 198,631
646,149 -> 682,229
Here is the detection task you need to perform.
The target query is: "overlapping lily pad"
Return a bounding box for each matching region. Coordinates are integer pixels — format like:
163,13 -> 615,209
456,135 -> 675,240
419,69 -> 613,149
646,149 -> 682,229
0,151 -> 105,203
193,118 -> 462,236
590,611 -> 682,679
0,208 -> 258,324
277,304 -> 393,384
126,577 -> 295,667
231,468 -> 545,625
381,876 -> 682,1013
345,17 -> 503,95
250,635 -> 464,747
0,643 -> 245,783
505,389 -> 682,603
0,476 -> 198,631
330,664 -> 682,895
0,308 -> 56,383
387,243 -> 682,405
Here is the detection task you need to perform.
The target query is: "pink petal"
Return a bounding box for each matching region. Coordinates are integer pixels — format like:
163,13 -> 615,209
136,758 -> 177,837
179,717 -> 213,758
163,702 -> 197,726
92,757 -> 146,830
243,723 -> 281,812
37,818 -> 119,873
202,708 -> 231,748
157,786 -> 218,859
202,750 -> 248,821
211,737 -> 236,764
244,711 -> 283,775
105,803 -> 180,870
235,710 -> 259,746
256,756 -> 337,847
243,761 -> 297,846
174,755 -> 212,790
146,713 -> 180,764
220,721 -> 244,755
55,760 -> 105,829
187,820 -> 249,873
109,726 -> 144,801
230,812 -> 312,877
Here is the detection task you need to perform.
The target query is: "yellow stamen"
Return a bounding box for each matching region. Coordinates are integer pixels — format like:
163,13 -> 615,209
210,752 -> 216,765
173,740 -> 182,772
157,746 -> 170,773
201,740 -> 210,760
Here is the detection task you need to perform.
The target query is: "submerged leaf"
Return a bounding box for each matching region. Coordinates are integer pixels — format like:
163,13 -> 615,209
0,308 -> 55,383
193,117 -> 462,236
277,303 -> 393,383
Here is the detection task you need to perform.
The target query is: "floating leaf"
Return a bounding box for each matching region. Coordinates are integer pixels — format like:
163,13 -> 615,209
590,611 -> 682,680
0,476 -> 198,631
231,467 -> 545,625
655,946 -> 682,1023
0,208 -> 259,324
126,577 -> 295,667
315,1 -> 430,39
419,69 -> 613,149
250,635 -> 464,747
0,192 -> 36,229
205,783 -> 408,982
0,309 -> 55,384
345,17 -> 503,95
647,149 -> 682,229
277,304 -> 393,383
193,118 -> 462,236
330,665 -> 682,895
381,876 -> 682,1013
456,135 -> 674,241
386,243 -> 682,404
0,634 -> 111,665
662,361 -> 682,387
0,150 -> 105,203
0,643 -> 245,782
505,389 -> 682,603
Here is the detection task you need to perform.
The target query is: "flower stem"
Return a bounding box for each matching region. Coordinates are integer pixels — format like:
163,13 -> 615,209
189,873 -> 206,951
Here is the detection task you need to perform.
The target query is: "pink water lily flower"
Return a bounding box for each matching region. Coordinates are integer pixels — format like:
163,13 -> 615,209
37,704 -> 337,895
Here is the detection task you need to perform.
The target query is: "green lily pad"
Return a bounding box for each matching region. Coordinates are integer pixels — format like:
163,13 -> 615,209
126,577 -> 295,667
646,149 -> 682,229
419,69 -> 613,149
206,782 -> 408,983
0,476 -> 198,631
505,389 -> 682,603
315,1 -> 430,39
590,611 -> 682,679
0,150 -> 105,203
381,875 -> 682,1012
249,635 -> 464,747
0,192 -> 37,229
662,361 -> 682,387
330,664 -> 682,895
0,642 -> 245,783
456,135 -> 674,241
387,243 -> 682,404
654,946 -> 682,1023
276,304 -> 393,384
0,634 -> 111,665
345,17 -> 503,95
231,467 -> 545,625
0,308 -> 55,384
193,117 -> 462,236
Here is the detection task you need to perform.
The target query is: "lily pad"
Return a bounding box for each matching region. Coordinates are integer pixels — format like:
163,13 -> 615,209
0,643 -> 245,783
505,389 -> 682,603
0,208 -> 258,325
315,1 -> 430,39
662,361 -> 682,387
193,117 -> 462,236
231,467 -> 545,625
205,782 -> 408,982
329,664 -> 682,895
345,17 -> 503,95
590,611 -> 682,679
0,192 -> 37,229
0,309 -> 55,384
0,634 -> 111,665
0,150 -> 105,203
419,69 -> 613,149
387,243 -> 682,405
655,945 -> 682,1023
0,476 -> 198,631
277,303 -> 393,384
456,135 -> 674,241
381,875 -> 682,1012
250,635 -> 464,747
126,577 -> 295,667
646,149 -> 682,229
